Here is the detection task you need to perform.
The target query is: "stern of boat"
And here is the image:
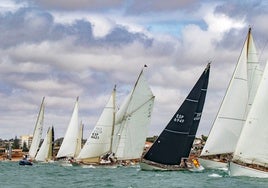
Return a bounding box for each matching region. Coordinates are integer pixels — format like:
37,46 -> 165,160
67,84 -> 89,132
229,161 -> 268,178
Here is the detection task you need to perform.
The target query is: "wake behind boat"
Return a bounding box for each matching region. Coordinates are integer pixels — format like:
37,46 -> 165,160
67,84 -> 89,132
140,63 -> 210,171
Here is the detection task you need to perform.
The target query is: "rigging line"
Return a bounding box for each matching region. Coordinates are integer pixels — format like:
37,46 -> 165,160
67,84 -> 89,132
258,39 -> 268,64
123,96 -> 155,119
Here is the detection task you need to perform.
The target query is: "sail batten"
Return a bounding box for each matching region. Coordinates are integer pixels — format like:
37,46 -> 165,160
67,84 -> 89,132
164,129 -> 189,134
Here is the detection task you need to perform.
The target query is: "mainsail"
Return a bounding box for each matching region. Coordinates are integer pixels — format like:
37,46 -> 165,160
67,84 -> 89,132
112,67 -> 155,160
200,28 -> 262,159
77,87 -> 116,163
28,97 -> 45,159
56,97 -> 80,159
232,60 -> 268,168
142,63 -> 210,166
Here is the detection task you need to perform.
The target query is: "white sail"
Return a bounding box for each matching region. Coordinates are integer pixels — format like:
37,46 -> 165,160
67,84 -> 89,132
111,92 -> 131,154
113,68 -> 155,160
77,88 -> 116,161
233,60 -> 268,166
35,127 -> 53,162
201,28 -> 261,157
247,31 -> 263,112
75,121 -> 83,158
28,97 -> 45,159
56,97 -> 80,158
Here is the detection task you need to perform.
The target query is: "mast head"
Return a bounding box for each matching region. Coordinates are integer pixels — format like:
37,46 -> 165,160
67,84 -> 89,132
207,61 -> 211,68
248,26 -> 252,36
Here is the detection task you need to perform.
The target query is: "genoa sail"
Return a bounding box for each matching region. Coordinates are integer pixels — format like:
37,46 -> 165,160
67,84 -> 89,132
142,63 -> 210,166
28,97 -> 45,159
77,87 -> 116,163
56,97 -> 80,159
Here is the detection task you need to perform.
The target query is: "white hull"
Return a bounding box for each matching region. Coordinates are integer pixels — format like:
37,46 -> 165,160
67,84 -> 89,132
59,162 -> 73,167
139,162 -> 169,171
199,158 -> 227,170
55,159 -> 73,167
229,162 -> 268,178
139,161 -> 203,172
79,163 -> 118,169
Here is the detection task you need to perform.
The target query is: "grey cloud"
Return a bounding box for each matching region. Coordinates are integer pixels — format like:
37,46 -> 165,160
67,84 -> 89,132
215,0 -> 265,19
125,0 -> 200,14
30,0 -> 125,11
0,7 -> 153,48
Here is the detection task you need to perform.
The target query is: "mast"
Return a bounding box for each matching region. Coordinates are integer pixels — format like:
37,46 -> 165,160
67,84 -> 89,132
109,85 -> 116,152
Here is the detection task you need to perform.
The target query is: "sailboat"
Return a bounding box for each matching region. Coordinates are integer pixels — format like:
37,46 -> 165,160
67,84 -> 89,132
19,97 -> 45,165
199,28 -> 262,169
112,66 -> 155,165
76,86 -> 116,165
229,60 -> 268,178
76,65 -> 155,166
28,97 -> 45,160
140,63 -> 210,171
56,97 -> 81,165
35,126 -> 54,162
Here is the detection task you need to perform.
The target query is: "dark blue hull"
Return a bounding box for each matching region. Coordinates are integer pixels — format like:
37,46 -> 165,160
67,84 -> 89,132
19,160 -> 33,166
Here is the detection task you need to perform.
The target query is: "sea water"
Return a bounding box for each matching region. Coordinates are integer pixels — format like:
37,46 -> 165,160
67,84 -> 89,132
0,162 -> 267,188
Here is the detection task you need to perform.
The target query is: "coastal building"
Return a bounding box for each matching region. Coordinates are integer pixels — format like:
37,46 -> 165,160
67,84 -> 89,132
20,135 -> 33,148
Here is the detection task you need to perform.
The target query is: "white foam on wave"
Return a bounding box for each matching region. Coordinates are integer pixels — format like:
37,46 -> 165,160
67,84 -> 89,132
208,173 -> 222,178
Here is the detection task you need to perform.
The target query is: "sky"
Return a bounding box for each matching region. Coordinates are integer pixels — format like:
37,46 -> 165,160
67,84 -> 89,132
1,0 -> 268,140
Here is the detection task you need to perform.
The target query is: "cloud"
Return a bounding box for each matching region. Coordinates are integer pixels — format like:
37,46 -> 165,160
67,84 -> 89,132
30,0 -> 125,10
125,0 -> 200,14
1,0 -> 268,140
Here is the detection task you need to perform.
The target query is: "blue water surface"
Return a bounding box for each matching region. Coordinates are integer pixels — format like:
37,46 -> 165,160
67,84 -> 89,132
0,161 -> 267,188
